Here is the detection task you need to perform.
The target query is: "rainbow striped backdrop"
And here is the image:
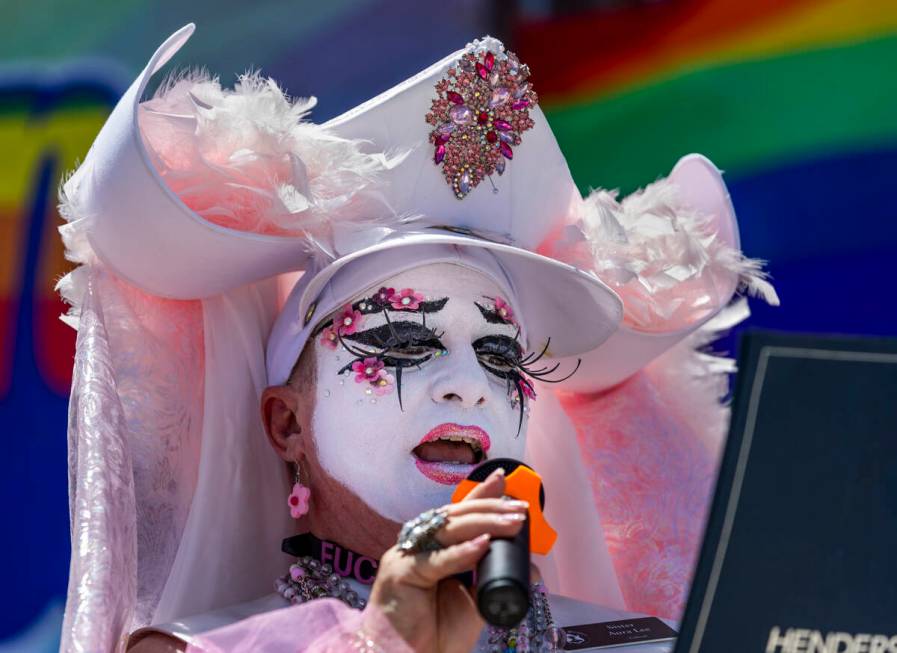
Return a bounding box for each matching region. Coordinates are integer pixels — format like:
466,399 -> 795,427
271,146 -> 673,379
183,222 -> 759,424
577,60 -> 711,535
2,1 -> 896,647
517,0 -> 897,337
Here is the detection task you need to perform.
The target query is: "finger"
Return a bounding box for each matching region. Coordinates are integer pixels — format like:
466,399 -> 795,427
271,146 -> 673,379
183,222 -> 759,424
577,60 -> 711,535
463,467 -> 506,501
409,534 -> 491,587
447,497 -> 529,517
436,512 -> 526,547
437,578 -> 484,653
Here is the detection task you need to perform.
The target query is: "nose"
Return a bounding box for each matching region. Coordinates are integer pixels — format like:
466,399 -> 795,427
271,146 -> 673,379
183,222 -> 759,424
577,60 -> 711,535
429,345 -> 490,409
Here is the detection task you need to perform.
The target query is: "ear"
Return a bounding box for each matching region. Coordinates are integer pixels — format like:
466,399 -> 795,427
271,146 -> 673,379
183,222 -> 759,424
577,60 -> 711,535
260,385 -> 307,462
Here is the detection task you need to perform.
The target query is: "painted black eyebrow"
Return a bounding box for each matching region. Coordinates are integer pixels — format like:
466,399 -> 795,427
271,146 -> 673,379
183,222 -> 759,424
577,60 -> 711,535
474,301 -> 509,325
357,296 -> 449,316
311,296 -> 449,338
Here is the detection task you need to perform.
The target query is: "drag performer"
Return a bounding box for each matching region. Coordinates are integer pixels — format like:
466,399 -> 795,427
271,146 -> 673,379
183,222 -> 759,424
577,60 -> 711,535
57,25 -> 777,653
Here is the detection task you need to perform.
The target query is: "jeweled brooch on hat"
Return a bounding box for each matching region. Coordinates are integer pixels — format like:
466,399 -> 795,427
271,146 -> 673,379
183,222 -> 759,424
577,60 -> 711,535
425,39 -> 538,199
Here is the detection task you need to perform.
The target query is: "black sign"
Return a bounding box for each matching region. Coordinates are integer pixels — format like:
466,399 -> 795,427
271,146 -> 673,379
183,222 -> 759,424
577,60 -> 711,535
675,332 -> 897,653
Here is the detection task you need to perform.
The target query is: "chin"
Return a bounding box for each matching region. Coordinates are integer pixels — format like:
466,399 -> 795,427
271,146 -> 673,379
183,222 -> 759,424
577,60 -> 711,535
380,465 -> 459,524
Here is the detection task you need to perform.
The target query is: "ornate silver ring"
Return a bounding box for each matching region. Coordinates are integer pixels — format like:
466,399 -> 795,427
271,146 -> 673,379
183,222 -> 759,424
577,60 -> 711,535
397,507 -> 449,554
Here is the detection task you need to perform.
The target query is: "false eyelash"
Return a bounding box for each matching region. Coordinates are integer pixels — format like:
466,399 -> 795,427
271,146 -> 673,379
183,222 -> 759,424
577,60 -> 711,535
337,312 -> 445,410
343,321 -> 444,350
517,337 -> 582,384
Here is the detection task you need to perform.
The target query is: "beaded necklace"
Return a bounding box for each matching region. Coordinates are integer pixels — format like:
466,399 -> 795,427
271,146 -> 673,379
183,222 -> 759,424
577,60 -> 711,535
275,534 -> 559,652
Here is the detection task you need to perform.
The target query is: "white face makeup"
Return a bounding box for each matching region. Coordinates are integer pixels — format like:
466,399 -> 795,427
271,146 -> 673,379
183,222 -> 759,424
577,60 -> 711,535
310,263 -> 533,522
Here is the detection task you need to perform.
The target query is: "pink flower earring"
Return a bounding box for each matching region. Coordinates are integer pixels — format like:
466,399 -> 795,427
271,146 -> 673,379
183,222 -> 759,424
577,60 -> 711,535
288,466 -> 311,519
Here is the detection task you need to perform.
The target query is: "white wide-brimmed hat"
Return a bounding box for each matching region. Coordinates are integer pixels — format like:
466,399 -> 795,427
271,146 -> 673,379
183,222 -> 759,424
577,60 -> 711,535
68,23 -> 774,393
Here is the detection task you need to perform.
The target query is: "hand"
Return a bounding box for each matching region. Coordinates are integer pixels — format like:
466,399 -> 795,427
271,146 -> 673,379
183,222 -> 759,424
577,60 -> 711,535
364,468 -> 529,653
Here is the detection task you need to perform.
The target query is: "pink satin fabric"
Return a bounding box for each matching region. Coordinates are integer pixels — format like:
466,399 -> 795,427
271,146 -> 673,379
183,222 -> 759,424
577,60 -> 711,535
186,600 -> 413,653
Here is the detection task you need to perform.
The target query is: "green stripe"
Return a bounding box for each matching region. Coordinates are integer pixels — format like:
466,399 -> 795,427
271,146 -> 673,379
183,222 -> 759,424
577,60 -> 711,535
545,34 -> 897,194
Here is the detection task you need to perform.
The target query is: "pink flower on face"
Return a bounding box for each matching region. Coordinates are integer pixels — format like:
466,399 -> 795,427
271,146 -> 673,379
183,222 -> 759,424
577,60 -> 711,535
288,484 -> 311,518
336,304 -> 363,335
494,296 -> 517,326
389,288 -> 425,311
376,287 -> 396,305
371,370 -> 395,396
518,377 -> 536,400
351,357 -> 384,384
319,326 -> 339,350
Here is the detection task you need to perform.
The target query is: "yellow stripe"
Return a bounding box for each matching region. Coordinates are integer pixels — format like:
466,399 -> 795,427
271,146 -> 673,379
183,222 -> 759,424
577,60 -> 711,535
0,106 -> 107,208
0,105 -> 108,293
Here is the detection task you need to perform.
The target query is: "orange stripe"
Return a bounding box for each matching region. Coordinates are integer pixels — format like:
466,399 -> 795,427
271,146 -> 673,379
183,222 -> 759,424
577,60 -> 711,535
516,0 -> 813,99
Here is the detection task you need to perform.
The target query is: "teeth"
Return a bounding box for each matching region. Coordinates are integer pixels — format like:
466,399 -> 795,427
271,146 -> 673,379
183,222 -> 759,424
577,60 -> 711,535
436,435 -> 482,452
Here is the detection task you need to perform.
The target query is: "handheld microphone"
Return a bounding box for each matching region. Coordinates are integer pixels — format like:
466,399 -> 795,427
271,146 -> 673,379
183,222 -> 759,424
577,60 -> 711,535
451,458 -> 556,627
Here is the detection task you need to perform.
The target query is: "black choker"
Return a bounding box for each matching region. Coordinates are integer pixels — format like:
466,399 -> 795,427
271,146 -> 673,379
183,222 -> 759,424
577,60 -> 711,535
282,533 -> 379,585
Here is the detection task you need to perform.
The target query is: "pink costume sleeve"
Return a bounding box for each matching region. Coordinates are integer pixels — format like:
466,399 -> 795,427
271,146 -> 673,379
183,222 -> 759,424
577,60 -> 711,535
185,601 -> 414,653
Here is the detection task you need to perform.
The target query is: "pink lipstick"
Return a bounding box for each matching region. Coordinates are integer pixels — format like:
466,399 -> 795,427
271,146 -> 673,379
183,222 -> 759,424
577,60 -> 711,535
413,423 -> 491,485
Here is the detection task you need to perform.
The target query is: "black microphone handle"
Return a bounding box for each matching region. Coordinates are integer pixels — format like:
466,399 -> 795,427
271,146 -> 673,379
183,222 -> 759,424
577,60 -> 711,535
476,513 -> 531,627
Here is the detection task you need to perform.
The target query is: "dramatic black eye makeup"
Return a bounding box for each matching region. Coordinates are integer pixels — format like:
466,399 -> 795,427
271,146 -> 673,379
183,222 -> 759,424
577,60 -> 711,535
311,287 -> 450,410
312,287 -> 582,431
337,317 -> 447,410
474,334 -> 523,373
474,334 -> 582,436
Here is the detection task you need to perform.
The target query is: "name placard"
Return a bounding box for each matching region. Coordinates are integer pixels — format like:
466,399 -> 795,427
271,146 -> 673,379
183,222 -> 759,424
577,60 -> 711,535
560,617 -> 678,649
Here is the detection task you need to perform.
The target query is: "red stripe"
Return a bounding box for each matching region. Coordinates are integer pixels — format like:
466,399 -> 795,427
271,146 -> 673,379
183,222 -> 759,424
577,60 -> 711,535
513,0 -> 815,101
34,295 -> 75,396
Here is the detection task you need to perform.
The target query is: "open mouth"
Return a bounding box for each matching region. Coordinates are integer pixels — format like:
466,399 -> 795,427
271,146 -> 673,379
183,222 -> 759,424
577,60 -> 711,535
413,423 -> 491,485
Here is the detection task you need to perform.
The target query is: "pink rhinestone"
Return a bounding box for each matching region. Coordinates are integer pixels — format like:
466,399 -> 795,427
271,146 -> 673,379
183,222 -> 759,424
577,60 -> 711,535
434,144 -> 446,164
476,62 -> 488,80
493,119 -> 512,131
511,99 -> 530,110
450,105 -> 473,125
490,87 -> 510,107
500,142 -> 513,159
447,91 -> 464,105
484,51 -> 495,71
